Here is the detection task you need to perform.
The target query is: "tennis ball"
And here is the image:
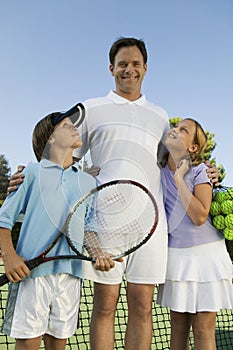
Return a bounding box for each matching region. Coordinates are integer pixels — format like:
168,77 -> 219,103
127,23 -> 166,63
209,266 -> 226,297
209,201 -> 221,216
212,215 -> 225,230
221,200 -> 233,215
213,191 -> 226,204
225,214 -> 233,230
223,227 -> 233,241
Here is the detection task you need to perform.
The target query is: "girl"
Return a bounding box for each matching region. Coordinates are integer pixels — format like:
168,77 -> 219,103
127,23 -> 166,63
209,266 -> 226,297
157,118 -> 233,350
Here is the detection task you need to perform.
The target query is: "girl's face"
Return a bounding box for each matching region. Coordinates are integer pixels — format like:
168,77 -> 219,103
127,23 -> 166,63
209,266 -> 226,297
165,119 -> 197,154
52,117 -> 82,149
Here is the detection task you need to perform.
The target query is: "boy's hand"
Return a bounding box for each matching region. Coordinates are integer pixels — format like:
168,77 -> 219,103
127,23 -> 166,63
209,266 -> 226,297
7,165 -> 25,195
3,252 -> 30,283
205,161 -> 219,187
93,254 -> 123,272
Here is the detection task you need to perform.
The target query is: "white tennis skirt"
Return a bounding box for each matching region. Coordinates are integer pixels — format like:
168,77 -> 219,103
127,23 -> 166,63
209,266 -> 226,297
157,240 -> 233,313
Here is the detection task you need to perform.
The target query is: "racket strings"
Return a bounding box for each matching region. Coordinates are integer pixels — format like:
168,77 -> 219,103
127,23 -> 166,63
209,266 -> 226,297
97,191 -> 127,211
67,181 -> 158,259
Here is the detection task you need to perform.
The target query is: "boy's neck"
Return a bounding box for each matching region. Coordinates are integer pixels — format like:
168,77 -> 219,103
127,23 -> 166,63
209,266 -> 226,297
49,150 -> 74,169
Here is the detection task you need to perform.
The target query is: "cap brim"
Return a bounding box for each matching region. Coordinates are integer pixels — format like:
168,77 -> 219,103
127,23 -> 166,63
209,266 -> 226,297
52,103 -> 85,127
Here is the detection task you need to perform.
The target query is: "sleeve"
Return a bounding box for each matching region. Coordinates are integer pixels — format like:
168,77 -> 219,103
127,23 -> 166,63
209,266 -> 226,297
73,101 -> 90,160
84,194 -> 98,233
0,166 -> 33,230
193,163 -> 212,187
157,121 -> 170,164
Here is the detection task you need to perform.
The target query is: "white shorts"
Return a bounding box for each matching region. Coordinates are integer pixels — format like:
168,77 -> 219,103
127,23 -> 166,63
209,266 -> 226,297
83,220 -> 168,285
2,274 -> 80,339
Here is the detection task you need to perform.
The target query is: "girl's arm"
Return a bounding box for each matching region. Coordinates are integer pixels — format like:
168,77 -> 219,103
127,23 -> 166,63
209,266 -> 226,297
174,160 -> 212,226
0,228 -> 30,282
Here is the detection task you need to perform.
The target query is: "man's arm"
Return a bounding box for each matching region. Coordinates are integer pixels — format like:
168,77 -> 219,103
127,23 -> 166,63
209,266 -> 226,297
7,163 -> 100,195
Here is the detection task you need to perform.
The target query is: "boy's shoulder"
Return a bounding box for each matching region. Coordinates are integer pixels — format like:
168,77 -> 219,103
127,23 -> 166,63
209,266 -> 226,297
22,162 -> 40,175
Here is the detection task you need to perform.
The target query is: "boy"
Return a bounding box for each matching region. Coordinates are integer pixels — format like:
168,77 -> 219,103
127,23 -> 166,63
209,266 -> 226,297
0,104 -> 115,350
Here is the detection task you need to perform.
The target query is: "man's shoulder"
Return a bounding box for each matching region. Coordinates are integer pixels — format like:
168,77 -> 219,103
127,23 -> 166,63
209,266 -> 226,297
144,98 -> 168,118
83,94 -> 110,108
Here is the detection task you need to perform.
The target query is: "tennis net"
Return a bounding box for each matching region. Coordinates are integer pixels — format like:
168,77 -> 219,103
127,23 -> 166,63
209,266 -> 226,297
0,273 -> 233,349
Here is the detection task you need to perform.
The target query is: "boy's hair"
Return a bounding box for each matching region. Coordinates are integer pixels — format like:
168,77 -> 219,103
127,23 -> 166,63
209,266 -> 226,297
184,118 -> 208,166
109,37 -> 147,65
32,112 -> 61,161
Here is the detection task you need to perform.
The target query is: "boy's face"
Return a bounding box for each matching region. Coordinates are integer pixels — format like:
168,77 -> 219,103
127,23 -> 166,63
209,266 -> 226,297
52,117 -> 82,150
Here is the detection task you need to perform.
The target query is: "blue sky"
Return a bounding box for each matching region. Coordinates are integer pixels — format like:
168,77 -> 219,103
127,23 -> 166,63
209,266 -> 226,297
1,0 -> 233,185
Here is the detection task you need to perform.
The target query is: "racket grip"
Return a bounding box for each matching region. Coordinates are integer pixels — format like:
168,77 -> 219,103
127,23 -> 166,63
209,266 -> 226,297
0,258 -> 43,287
0,274 -> 10,287
25,257 -> 43,270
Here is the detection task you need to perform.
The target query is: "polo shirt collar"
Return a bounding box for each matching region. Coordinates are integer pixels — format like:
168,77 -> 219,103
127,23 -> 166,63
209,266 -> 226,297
107,90 -> 146,106
40,158 -> 79,172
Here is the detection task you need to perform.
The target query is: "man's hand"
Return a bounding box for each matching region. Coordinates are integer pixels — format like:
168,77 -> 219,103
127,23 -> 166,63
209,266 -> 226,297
7,165 -> 25,195
205,161 -> 219,187
84,165 -> 100,177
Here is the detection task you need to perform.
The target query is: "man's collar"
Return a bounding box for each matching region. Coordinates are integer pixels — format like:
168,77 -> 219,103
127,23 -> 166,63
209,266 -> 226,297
107,90 -> 146,105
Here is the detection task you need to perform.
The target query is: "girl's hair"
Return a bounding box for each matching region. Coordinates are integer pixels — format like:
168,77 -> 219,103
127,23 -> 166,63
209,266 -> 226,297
161,117 -> 208,167
184,118 -> 208,166
32,112 -> 61,161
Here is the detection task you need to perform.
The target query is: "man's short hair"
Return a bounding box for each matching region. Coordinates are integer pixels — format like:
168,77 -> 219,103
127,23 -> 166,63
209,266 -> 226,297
109,37 -> 147,65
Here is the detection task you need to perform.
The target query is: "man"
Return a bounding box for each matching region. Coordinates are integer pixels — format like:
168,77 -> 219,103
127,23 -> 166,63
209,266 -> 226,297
74,37 -> 220,350
8,37 -> 218,350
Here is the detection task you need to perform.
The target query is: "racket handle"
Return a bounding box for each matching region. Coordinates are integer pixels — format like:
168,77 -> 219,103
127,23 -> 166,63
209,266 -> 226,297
0,274 -> 10,287
0,257 -> 43,287
25,257 -> 44,270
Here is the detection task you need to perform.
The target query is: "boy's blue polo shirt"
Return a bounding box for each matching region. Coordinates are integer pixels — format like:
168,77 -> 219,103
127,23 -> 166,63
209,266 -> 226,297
0,159 -> 96,279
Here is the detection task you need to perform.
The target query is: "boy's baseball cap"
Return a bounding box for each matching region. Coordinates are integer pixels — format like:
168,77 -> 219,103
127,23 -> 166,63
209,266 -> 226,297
52,102 -> 85,127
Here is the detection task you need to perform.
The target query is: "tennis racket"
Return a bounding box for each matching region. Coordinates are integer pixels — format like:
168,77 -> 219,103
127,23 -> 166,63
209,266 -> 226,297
0,179 -> 159,286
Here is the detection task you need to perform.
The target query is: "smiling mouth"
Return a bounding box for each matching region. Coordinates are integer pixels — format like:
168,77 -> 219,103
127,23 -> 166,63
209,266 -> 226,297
168,132 -> 177,139
122,75 -> 138,80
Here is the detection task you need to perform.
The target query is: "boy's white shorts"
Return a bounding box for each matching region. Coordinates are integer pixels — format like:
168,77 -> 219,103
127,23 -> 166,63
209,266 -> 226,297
2,274 -> 80,339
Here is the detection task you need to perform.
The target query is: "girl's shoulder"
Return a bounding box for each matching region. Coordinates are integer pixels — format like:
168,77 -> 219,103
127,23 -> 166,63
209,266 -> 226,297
191,162 -> 211,185
192,162 -> 208,172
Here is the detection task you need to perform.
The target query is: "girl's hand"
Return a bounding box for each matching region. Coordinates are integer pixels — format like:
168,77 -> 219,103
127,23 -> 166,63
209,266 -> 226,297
175,159 -> 191,178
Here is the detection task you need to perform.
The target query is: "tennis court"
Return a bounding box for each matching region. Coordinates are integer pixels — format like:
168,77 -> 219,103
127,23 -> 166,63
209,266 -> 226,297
0,264 -> 233,349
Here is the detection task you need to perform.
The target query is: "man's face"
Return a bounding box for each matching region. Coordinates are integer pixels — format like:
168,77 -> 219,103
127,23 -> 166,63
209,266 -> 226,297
109,45 -> 147,100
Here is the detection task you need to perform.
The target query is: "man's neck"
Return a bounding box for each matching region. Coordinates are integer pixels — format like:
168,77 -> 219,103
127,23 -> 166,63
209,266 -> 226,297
114,89 -> 142,102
